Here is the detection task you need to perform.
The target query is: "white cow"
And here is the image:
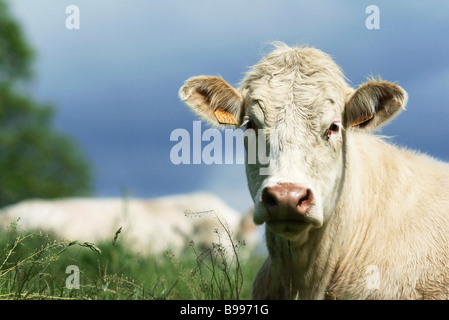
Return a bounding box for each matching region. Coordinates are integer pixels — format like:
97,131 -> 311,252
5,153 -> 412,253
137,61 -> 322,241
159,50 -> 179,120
0,192 -> 257,257
179,42 -> 449,299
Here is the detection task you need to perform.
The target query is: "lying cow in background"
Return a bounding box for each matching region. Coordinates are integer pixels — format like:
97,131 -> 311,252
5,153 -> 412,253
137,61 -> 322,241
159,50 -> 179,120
179,42 -> 449,299
0,192 -> 258,257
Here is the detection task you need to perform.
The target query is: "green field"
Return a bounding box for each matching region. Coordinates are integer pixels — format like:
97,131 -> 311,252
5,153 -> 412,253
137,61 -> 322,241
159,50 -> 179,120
0,219 -> 264,300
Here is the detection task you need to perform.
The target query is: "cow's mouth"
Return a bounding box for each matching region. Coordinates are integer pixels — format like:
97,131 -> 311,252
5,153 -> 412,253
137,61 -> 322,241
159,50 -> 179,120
266,219 -> 310,236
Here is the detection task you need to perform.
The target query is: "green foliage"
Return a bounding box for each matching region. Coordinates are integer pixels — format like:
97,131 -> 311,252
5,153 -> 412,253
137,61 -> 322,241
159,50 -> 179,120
0,220 -> 263,300
0,0 -> 33,84
169,212 -> 246,300
0,0 -> 92,207
0,85 -> 92,206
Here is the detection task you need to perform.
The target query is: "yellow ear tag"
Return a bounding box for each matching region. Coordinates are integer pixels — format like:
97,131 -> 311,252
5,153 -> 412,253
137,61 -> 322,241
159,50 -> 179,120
352,114 -> 374,127
214,108 -> 238,125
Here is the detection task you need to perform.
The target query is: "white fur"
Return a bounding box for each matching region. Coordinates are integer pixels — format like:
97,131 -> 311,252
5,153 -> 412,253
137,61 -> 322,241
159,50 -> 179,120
179,43 -> 449,299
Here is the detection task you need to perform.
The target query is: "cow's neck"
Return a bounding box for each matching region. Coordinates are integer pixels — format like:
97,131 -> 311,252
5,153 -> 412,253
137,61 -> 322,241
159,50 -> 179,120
265,224 -> 339,299
265,197 -> 345,299
264,130 -> 364,299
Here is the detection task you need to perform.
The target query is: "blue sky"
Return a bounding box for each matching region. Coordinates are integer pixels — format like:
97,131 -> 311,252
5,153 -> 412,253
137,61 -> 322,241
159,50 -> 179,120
9,1 -> 449,212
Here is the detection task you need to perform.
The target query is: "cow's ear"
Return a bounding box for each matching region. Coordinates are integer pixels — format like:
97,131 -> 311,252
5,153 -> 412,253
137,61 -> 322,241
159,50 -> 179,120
179,76 -> 245,128
344,78 -> 408,131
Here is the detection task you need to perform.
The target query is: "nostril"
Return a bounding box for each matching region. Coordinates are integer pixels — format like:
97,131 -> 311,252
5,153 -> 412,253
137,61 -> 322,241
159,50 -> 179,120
262,188 -> 278,211
297,189 -> 313,214
298,189 -> 310,206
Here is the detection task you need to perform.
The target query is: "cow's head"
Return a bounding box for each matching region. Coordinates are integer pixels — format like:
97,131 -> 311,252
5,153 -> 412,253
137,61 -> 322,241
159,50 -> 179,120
179,43 -> 407,244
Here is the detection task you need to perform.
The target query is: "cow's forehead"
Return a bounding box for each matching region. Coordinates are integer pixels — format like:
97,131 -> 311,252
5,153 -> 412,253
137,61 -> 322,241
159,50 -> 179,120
241,45 -> 349,121
241,45 -> 347,89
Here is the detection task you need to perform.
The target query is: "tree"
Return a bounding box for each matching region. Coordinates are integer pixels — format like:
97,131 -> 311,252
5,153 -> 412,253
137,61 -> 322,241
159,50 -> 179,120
0,0 -> 92,207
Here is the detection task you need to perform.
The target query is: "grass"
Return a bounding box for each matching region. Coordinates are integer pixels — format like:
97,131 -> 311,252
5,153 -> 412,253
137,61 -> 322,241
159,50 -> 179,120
0,214 -> 263,300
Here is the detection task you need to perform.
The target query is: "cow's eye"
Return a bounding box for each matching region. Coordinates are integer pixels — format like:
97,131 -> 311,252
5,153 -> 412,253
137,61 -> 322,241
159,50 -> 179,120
243,116 -> 258,133
329,123 -> 340,132
326,121 -> 341,138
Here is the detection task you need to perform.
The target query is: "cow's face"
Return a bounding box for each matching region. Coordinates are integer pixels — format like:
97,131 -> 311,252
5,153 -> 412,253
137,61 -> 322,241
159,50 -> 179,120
179,43 -> 407,244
